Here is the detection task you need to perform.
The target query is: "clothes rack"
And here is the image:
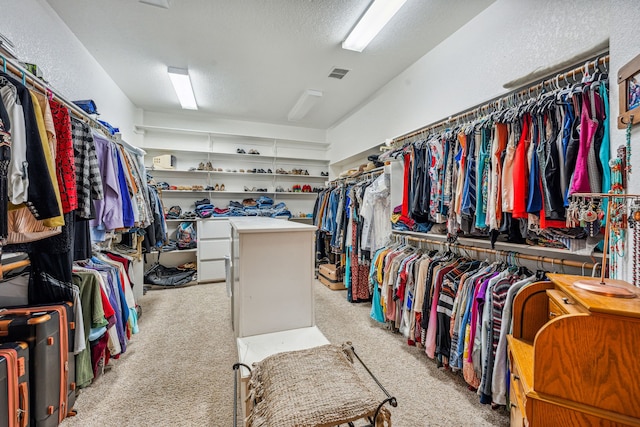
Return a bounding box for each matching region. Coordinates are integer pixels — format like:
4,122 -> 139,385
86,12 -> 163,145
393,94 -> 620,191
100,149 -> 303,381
0,53 -> 116,140
391,53 -> 609,147
391,232 -> 597,272
329,166 -> 385,187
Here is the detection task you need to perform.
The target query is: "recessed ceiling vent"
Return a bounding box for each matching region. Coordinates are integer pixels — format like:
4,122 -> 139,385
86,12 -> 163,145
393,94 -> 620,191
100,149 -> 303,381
328,68 -> 350,80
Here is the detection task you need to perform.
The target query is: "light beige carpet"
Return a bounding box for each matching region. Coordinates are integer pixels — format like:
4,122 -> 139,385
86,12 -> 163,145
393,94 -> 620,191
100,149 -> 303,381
61,281 -> 509,427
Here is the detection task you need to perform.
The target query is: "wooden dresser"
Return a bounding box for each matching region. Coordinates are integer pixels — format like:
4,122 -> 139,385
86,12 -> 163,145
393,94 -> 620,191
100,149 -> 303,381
507,274 -> 640,426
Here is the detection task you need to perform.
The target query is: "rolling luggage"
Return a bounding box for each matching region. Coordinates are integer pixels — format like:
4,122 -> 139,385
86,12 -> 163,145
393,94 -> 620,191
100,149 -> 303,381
0,341 -> 29,427
5,303 -> 76,417
0,303 -> 75,426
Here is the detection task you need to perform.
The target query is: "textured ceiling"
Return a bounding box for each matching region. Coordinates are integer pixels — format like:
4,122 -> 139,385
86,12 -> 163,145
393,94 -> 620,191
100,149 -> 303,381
46,0 -> 495,129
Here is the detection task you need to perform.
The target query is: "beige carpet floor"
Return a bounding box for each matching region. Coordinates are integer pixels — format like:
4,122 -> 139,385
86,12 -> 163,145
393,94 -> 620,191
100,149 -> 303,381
61,280 -> 509,427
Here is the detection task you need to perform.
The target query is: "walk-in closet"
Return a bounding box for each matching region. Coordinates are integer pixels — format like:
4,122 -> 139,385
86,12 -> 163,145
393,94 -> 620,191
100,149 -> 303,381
1,1 -> 640,426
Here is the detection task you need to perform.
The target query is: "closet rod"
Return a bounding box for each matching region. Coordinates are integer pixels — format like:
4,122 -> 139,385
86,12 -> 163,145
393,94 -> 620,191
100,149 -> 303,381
396,234 -> 596,271
392,53 -> 609,145
0,53 -> 114,137
330,166 -> 385,186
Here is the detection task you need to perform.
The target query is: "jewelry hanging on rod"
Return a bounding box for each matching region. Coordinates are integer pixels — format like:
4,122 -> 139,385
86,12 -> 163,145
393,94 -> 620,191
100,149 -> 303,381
629,198 -> 640,285
626,118 -> 633,178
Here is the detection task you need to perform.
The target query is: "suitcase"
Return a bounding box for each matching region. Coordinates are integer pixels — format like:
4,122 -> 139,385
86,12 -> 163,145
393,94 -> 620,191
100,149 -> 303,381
0,306 -> 72,427
0,342 -> 29,427
4,303 -> 76,419
318,264 -> 346,290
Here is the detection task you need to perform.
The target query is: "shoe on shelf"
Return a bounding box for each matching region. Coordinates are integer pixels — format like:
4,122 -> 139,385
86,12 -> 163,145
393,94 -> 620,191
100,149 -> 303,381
303,170 -> 309,175
248,149 -> 260,155
205,161 -> 213,171
240,169 -> 245,173
205,185 -> 214,191
267,169 -> 272,174
276,186 -> 284,192
177,262 -> 196,271
220,184 -> 225,191
197,162 -> 205,170
214,184 -> 220,191
237,148 -> 246,154
276,168 -> 286,174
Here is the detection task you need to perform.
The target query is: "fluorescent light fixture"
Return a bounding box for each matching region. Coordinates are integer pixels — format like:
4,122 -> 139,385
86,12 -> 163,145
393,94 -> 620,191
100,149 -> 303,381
342,0 -> 407,52
167,67 -> 198,110
288,89 -> 323,121
139,0 -> 170,9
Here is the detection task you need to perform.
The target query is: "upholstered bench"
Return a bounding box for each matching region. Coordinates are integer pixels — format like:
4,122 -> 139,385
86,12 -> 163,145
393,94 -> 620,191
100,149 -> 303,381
234,343 -> 395,427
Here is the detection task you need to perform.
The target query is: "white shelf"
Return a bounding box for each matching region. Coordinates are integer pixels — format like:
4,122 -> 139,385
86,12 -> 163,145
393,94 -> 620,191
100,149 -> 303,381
148,169 -> 327,179
144,148 -> 328,164
161,190 -> 210,194
159,189 -> 319,196
149,248 -> 198,254
135,124 -> 330,148
273,192 -> 319,196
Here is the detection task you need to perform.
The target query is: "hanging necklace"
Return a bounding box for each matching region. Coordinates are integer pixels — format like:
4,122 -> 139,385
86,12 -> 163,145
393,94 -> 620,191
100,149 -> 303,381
626,119 -> 633,178
631,199 -> 640,284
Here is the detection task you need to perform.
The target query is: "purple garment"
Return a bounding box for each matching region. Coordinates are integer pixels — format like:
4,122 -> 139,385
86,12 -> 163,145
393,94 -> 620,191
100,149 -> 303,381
467,272 -> 498,362
115,150 -> 134,227
90,132 -> 123,231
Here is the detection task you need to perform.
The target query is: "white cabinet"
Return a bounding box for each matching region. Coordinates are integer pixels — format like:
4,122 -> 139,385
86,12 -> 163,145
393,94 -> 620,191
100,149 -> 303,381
197,218 -> 230,283
230,217 -> 316,338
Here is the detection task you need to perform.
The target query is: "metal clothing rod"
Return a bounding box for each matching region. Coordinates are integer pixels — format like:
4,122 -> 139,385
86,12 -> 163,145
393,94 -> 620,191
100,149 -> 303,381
330,167 -> 385,187
0,53 -> 115,139
394,234 -> 596,271
392,54 -> 609,146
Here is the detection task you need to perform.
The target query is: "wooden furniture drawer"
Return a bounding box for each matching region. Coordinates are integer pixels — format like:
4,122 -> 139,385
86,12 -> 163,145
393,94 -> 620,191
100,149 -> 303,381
509,360 -> 527,420
509,382 -> 526,427
547,289 -> 587,319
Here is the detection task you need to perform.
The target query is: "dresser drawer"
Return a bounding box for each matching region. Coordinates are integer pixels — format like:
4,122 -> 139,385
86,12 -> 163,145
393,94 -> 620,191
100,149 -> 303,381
198,259 -> 225,282
510,368 -> 527,417
199,239 -> 229,260
509,382 -> 526,427
199,219 -> 230,239
547,289 -> 586,320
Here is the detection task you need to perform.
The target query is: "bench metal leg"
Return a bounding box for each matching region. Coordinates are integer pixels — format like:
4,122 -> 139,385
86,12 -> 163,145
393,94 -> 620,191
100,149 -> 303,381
232,363 -> 252,427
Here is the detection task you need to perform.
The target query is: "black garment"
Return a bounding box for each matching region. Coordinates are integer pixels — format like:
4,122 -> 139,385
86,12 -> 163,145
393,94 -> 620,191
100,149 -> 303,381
74,216 -> 92,261
28,251 -> 74,304
0,72 -> 60,221
544,113 -> 565,219
0,95 -> 11,238
564,99 -> 581,193
410,144 -> 430,223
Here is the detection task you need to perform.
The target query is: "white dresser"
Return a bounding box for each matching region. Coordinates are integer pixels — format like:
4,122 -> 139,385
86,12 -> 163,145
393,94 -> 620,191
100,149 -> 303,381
197,218 -> 230,283
229,217 -> 316,338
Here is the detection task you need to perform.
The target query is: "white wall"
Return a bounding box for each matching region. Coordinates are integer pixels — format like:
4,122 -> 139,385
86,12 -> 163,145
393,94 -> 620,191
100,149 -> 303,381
141,110 -> 326,146
327,0 -> 610,164
1,0 -> 142,146
611,0 -> 640,282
